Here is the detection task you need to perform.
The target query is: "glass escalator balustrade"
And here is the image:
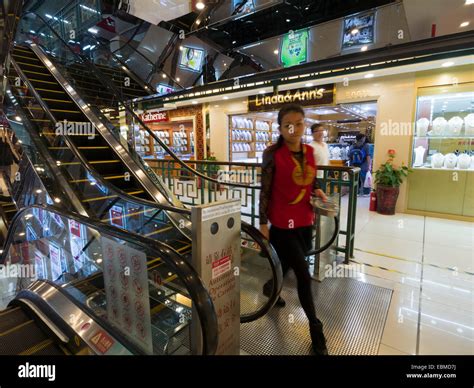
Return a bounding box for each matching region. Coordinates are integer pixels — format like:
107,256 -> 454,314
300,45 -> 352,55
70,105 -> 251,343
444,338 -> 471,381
0,206 -> 216,355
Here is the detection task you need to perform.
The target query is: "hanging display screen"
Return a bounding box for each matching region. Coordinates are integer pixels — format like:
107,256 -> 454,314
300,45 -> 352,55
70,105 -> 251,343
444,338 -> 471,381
179,46 -> 204,73
280,29 -> 309,68
232,0 -> 255,15
342,12 -> 375,49
156,83 -> 175,96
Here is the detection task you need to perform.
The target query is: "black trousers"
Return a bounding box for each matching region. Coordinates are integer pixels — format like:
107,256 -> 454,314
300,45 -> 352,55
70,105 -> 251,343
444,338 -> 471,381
269,225 -> 319,324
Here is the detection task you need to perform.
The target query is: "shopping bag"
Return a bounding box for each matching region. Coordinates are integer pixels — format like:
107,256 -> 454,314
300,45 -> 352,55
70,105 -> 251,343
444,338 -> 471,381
363,171 -> 372,188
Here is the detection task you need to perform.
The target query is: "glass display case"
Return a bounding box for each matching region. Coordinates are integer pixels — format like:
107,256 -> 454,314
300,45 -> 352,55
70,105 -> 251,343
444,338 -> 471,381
412,83 -> 474,170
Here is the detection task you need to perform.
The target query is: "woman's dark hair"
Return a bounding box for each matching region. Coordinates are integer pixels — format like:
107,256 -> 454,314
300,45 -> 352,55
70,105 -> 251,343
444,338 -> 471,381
311,123 -> 323,133
276,104 -> 305,147
356,133 -> 366,141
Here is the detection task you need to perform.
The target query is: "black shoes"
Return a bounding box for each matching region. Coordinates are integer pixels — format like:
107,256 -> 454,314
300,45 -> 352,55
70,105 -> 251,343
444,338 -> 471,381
310,320 -> 328,355
263,281 -> 286,308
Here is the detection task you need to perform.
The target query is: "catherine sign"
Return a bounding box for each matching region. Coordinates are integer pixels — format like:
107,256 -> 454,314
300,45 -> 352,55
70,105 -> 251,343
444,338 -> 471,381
280,29 -> 309,68
248,84 -> 334,112
141,110 -> 169,123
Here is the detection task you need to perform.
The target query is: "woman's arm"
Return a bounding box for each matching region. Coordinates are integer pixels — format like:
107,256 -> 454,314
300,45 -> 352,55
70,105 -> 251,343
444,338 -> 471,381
259,148 -> 275,238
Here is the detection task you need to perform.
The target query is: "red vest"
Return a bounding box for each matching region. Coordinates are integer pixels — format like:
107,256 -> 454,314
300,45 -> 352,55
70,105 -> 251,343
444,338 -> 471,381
268,143 -> 317,229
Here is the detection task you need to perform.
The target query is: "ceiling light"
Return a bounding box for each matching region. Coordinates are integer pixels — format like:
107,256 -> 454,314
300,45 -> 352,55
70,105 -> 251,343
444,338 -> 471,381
305,83 -> 314,87
223,96 -> 229,100
192,100 -> 198,104
259,90 -> 266,94
179,45 -> 184,51
286,19 -> 291,22
465,0 -> 474,4
176,77 -> 180,82
232,40 -> 237,44
361,45 -> 368,52
460,21 -> 470,27
54,198 -> 61,203
35,189 -> 42,194
15,116 -> 22,121
364,73 -> 374,78
162,73 -> 167,78
196,2 -> 205,10
273,49 -> 279,55
214,105 -> 220,108
195,19 -> 201,25
442,61 -> 454,67
351,28 -> 359,35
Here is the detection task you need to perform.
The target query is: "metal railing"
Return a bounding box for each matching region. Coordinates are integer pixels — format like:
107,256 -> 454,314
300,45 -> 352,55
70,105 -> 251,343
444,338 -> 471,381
148,159 -> 359,263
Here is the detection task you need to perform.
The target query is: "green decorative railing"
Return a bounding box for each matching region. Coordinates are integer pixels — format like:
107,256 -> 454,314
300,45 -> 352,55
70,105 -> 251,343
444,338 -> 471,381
147,159 -> 359,262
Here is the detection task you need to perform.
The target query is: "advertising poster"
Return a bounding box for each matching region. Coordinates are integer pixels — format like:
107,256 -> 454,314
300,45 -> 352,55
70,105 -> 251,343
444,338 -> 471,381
34,250 -> 46,280
49,243 -> 62,281
179,46 -> 204,73
280,29 -> 309,68
109,205 -> 125,228
101,237 -> 153,354
342,12 -> 375,49
232,0 -> 255,15
68,219 -> 86,273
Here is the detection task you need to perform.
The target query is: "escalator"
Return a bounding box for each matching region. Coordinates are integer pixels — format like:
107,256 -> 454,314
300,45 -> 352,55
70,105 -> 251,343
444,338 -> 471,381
0,205 -> 218,355
6,12 -> 284,323
0,305 -> 68,355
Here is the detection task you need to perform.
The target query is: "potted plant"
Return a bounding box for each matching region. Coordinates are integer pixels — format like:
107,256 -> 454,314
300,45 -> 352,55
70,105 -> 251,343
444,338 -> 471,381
373,149 -> 412,215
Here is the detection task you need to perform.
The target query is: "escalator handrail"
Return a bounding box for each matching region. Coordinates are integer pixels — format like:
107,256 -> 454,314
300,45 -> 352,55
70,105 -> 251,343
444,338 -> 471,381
19,12 -> 261,191
240,222 -> 283,323
81,31 -> 156,92
0,204 -> 218,355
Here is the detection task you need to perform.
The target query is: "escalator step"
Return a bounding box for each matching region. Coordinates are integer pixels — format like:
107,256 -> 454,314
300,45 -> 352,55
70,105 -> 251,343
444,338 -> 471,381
0,307 -> 30,333
19,339 -> 62,355
26,341 -> 66,356
0,319 -> 51,355
11,54 -> 40,61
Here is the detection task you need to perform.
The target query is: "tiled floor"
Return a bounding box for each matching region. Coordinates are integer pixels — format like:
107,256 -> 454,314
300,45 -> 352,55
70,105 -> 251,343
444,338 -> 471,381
344,196 -> 474,355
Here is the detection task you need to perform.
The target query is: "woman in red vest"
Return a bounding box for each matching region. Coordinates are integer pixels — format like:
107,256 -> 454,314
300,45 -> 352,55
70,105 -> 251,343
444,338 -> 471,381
259,104 -> 328,355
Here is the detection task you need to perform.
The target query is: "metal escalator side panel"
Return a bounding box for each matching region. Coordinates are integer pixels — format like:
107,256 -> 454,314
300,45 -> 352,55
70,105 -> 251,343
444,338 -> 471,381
15,282 -> 134,355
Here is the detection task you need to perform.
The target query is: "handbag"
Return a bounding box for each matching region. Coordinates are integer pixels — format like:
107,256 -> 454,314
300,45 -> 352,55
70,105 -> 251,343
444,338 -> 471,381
363,171 -> 372,188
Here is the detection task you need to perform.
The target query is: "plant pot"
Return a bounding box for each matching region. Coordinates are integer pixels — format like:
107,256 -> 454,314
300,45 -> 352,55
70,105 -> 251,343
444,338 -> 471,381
376,185 -> 399,215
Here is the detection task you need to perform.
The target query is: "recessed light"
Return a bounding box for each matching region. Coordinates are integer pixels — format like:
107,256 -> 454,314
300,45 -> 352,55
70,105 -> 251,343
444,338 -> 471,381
196,1 -> 205,10
54,198 -> 61,203
192,100 -> 198,104
232,40 -> 237,44
223,96 -> 229,100
179,45 -> 183,51
15,116 -> 22,121
214,105 -> 220,108
176,77 -> 180,82
273,49 -> 279,55
305,83 -> 314,87
442,61 -> 454,67
361,45 -> 368,52
286,19 -> 290,23
460,21 -> 470,27
259,90 -> 266,94
162,73 -> 167,78
364,73 -> 374,78
195,19 -> 201,25
465,0 -> 474,4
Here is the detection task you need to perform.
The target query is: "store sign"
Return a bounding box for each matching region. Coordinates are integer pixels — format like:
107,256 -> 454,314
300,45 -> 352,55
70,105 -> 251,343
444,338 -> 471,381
109,205 -> 124,228
280,29 -> 309,68
141,110 -> 169,123
248,84 -> 334,112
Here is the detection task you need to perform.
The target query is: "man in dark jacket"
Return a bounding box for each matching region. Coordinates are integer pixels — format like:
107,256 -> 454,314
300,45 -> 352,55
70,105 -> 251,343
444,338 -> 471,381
348,133 -> 371,195
0,129 -> 18,195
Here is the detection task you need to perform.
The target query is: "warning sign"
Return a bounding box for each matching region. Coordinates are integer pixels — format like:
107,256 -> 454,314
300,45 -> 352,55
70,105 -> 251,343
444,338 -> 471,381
89,330 -> 114,354
212,255 -> 231,279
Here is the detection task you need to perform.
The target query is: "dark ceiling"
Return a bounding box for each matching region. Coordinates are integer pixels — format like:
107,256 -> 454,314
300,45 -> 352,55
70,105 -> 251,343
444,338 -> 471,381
164,0 -> 395,53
